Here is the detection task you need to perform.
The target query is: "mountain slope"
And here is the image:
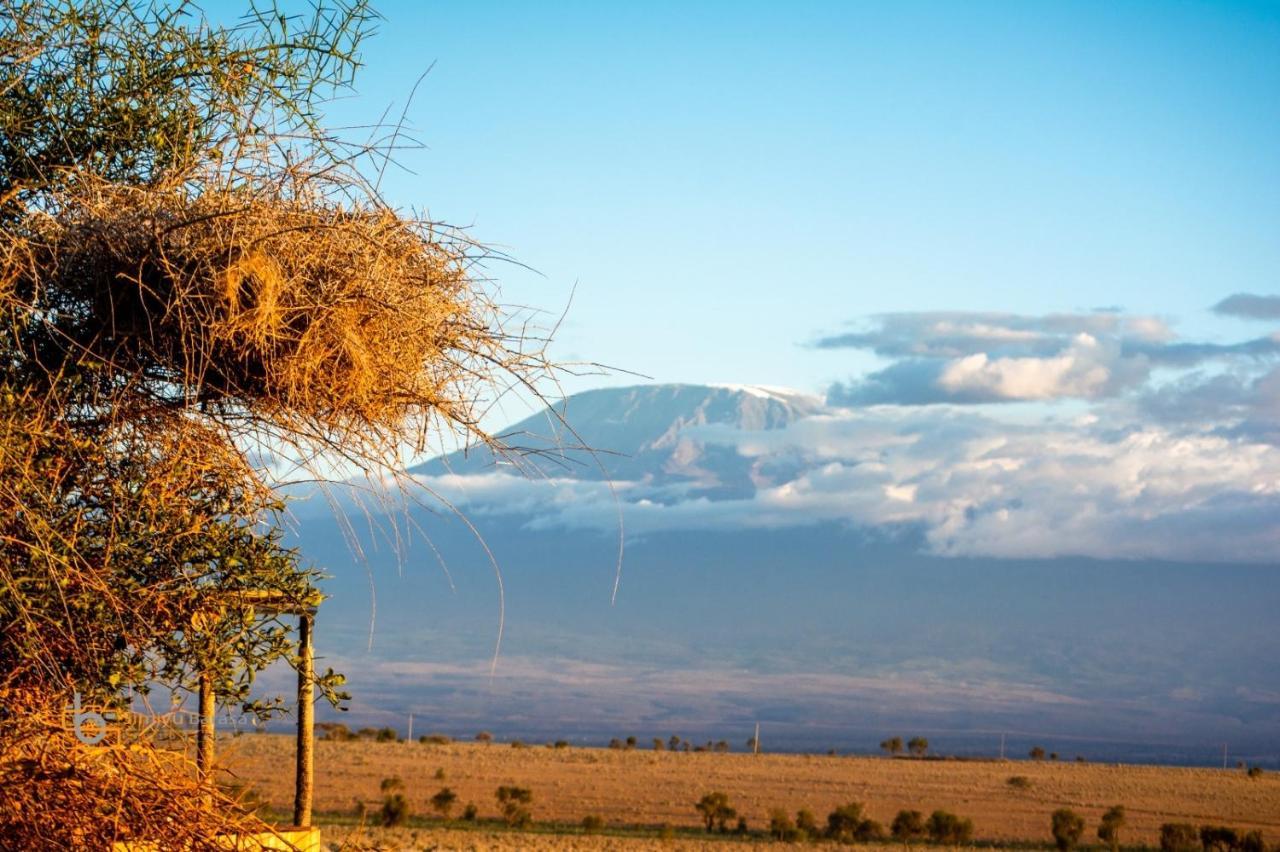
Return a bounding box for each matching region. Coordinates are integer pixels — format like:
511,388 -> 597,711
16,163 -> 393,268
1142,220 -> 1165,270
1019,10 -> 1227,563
414,383 -> 824,498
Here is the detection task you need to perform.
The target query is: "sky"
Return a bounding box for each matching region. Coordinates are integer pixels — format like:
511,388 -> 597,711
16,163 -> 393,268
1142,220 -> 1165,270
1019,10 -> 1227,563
257,2 -> 1280,755
321,0 -> 1280,408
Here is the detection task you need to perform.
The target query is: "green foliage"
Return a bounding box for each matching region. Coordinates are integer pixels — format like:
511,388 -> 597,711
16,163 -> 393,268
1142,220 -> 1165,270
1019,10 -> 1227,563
380,792 -> 409,827
827,801 -> 870,842
1246,765 -> 1264,778
419,733 -> 451,745
881,736 -> 904,755
1007,775 -> 1033,790
927,810 -> 974,845
769,808 -> 796,841
495,785 -> 533,827
907,736 -> 929,757
582,814 -> 605,833
430,787 -> 457,818
1051,809 -> 1085,852
1160,823 -> 1200,852
892,809 -> 927,842
796,808 -> 819,838
1239,830 -> 1265,852
462,803 -> 478,822
1097,805 -> 1126,852
1199,825 -> 1238,852
695,791 -> 736,833
374,727 -> 398,742
1030,746 -> 1047,760
379,776 -> 403,794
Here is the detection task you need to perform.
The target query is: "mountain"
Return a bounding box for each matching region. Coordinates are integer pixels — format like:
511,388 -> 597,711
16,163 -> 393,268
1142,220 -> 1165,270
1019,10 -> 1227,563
413,383 -> 824,499
282,383 -> 1280,765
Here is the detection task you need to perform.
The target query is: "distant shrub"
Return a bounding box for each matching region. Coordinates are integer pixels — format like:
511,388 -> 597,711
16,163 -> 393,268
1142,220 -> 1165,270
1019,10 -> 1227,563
380,792 -> 409,827
608,738 -> 624,750
858,818 -> 887,841
1050,752 -> 1060,761
695,791 -> 736,833
892,809 -> 926,842
510,739 -> 528,749
827,801 -> 884,842
462,802 -> 478,821
1239,830 -> 1266,852
582,814 -> 605,833
1007,775 -> 1033,790
379,776 -> 404,794
554,740 -> 570,749
907,736 -> 929,757
317,722 -> 353,741
1246,765 -> 1264,778
418,733 -> 451,745
1029,746 -> 1047,760
475,731 -> 493,744
769,808 -> 796,841
714,739 -> 730,753
1051,809 -> 1085,851
430,787 -> 457,819
659,824 -> 675,841
496,785 -> 533,827
356,727 -> 380,740
1160,823 -> 1200,852
796,808 -> 819,838
826,801 -> 866,841
653,737 -> 665,751
735,816 -> 749,834
433,767 -> 446,781
374,727 -> 398,743
1199,825 -> 1238,852
626,735 -> 637,749
1097,805 -> 1126,852
927,810 -> 974,845
668,735 -> 682,751
881,736 -> 904,756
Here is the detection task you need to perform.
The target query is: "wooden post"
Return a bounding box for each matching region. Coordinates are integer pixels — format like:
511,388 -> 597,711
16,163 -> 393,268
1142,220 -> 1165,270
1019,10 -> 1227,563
196,671 -> 215,779
293,611 -> 315,828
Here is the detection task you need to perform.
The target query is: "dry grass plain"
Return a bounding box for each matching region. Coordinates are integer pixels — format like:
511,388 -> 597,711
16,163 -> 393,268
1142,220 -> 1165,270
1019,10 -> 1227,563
220,734 -> 1279,849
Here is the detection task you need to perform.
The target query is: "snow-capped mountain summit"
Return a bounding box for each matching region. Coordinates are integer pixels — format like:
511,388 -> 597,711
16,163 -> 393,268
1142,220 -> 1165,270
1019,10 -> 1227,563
414,383 -> 823,497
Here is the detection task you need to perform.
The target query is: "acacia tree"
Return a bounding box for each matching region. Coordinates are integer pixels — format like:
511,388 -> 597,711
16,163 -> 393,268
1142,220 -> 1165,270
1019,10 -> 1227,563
0,1 -> 548,848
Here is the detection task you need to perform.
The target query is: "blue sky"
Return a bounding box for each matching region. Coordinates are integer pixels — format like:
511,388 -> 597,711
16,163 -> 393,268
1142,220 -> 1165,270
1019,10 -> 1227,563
325,0 -> 1280,402
270,3 -> 1280,752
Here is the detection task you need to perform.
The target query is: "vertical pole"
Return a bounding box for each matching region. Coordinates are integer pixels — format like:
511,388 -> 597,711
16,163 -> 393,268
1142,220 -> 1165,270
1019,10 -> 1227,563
196,671 -> 215,780
294,611 -> 314,828
753,722 -> 760,755
408,712 -> 413,744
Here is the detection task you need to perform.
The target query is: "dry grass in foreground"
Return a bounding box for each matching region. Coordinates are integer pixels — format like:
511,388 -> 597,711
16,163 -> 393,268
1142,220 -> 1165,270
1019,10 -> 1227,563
220,734 -> 1279,848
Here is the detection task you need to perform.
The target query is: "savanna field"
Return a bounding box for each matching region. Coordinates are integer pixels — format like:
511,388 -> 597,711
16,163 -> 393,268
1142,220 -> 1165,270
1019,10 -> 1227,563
218,734 -> 1280,851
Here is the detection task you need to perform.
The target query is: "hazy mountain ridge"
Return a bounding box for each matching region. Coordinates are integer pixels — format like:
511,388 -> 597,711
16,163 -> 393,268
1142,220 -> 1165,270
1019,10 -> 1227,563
286,382 -> 1280,761
414,383 -> 825,498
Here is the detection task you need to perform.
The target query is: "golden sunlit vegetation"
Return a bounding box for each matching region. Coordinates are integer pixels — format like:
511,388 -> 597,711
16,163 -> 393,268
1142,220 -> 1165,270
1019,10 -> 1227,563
224,735 -> 1280,850
0,1 -> 551,848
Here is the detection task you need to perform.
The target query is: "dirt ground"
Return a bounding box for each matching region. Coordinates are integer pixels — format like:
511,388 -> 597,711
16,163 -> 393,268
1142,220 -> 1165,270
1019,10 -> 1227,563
219,734 -> 1280,848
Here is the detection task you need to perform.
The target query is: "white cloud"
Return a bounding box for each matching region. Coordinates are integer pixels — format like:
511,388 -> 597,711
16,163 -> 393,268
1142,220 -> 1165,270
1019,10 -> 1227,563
403,405 -> 1280,564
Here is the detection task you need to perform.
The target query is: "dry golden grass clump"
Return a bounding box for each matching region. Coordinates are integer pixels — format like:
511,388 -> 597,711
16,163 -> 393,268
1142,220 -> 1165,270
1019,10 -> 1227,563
10,171 -> 512,455
0,707 -> 259,850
